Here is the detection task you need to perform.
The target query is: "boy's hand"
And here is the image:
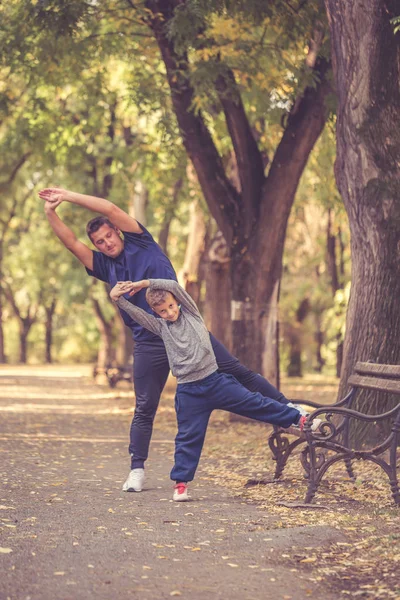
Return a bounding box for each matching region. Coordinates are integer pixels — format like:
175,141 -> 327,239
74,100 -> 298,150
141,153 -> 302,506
110,280 -> 149,301
110,282 -> 134,302
126,279 -> 150,296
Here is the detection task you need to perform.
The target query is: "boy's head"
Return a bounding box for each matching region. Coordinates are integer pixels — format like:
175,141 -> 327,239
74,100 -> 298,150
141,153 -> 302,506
146,289 -> 180,322
86,217 -> 124,258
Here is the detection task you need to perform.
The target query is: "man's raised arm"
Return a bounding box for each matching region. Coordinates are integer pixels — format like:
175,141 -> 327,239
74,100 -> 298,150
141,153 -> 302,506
39,187 -> 143,234
43,201 -> 94,270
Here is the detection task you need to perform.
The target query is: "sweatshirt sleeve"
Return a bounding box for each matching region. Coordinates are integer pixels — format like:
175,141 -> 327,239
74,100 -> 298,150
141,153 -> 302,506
116,297 -> 163,337
148,279 -> 201,318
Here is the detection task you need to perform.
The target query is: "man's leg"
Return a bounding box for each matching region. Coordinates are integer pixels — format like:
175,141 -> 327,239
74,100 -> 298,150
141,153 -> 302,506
129,340 -> 170,469
210,334 -> 289,404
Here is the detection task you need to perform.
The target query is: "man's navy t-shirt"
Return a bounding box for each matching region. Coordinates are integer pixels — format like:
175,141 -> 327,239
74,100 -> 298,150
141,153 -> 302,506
86,226 -> 177,343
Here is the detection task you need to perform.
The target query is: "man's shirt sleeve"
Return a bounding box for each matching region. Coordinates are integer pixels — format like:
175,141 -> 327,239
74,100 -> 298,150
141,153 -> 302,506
85,251 -> 109,283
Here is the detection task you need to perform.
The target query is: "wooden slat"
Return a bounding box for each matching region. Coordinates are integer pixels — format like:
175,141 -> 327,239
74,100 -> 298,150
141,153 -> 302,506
354,362 -> 400,378
348,373 -> 400,395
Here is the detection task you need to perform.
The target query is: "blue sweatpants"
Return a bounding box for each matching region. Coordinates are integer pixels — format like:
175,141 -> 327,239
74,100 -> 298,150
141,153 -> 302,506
130,334 -> 290,469
170,371 -> 300,483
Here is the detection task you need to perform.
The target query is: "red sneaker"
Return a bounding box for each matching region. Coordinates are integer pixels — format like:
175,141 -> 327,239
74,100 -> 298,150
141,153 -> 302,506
173,482 -> 189,502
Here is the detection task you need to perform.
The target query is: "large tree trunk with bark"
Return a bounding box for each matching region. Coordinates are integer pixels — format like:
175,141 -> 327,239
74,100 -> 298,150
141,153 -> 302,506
146,0 -> 331,384
325,0 -> 400,444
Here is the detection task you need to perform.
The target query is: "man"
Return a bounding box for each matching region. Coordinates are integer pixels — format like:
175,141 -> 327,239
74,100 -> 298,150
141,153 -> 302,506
39,187 -> 294,493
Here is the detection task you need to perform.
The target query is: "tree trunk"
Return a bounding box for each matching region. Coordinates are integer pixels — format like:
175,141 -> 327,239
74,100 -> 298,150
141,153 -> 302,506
133,180 -> 149,226
178,198 -> 206,304
0,289 -> 6,363
325,0 -> 400,444
158,178 -> 182,253
91,296 -> 114,383
19,318 -> 35,364
146,1 -> 331,384
286,298 -> 311,377
44,299 -> 57,364
203,231 -> 232,351
114,309 -> 134,368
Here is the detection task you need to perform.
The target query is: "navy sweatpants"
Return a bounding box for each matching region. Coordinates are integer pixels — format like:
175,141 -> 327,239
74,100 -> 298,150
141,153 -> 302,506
170,371 -> 301,483
130,334 -> 290,469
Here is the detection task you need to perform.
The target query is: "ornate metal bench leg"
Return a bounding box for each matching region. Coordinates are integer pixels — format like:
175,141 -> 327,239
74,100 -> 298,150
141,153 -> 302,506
344,457 -> 355,480
304,442 -> 319,503
390,430 -> 400,505
269,428 -> 289,480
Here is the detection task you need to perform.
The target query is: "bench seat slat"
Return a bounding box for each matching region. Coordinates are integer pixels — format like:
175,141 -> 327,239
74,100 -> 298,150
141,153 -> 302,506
354,362 -> 400,378
348,373 -> 400,395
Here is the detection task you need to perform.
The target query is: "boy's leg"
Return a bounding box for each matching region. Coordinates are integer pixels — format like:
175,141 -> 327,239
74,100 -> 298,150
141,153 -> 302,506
170,386 -> 212,484
129,340 -> 170,469
210,334 -> 289,404
211,373 -> 300,428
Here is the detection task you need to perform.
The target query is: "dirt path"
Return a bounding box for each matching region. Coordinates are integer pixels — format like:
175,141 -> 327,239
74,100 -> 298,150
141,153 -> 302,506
0,366 -> 375,599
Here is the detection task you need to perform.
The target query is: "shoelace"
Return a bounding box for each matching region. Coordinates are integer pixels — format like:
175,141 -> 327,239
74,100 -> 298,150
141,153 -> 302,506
174,483 -> 186,494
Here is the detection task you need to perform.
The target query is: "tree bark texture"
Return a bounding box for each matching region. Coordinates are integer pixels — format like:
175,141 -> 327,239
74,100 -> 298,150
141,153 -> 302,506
325,0 -> 400,442
145,0 -> 331,383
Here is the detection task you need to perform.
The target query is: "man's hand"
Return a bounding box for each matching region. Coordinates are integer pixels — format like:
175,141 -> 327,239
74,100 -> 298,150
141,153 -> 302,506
39,188 -> 68,210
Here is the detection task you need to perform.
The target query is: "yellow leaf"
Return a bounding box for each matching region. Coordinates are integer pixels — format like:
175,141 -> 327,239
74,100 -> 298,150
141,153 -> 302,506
0,548 -> 13,554
170,592 -> 182,597
228,563 -> 239,568
299,557 -> 317,563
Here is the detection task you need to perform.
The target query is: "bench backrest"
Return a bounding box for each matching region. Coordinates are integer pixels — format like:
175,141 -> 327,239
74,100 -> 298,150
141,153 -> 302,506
348,362 -> 400,396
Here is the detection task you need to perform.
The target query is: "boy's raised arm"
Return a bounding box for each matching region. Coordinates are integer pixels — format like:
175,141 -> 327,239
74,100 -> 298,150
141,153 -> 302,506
110,282 -> 162,337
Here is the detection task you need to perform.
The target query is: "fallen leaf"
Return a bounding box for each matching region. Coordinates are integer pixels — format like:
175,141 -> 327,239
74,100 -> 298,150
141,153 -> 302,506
299,557 -> 317,564
0,548 -> 13,554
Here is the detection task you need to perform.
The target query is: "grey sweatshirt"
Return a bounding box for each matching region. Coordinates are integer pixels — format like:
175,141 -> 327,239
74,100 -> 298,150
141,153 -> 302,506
116,279 -> 218,384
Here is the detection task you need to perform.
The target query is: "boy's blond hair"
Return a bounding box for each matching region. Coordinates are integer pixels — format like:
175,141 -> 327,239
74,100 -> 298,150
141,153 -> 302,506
146,288 -> 173,308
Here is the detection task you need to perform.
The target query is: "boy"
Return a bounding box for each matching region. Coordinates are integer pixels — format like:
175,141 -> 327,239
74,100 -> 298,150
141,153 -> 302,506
110,278 -> 320,502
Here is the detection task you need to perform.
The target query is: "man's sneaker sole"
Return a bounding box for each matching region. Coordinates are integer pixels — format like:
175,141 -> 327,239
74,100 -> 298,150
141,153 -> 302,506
122,468 -> 145,492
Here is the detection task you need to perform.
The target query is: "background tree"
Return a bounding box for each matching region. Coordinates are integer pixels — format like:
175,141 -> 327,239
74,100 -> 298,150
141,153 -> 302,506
325,0 -> 400,443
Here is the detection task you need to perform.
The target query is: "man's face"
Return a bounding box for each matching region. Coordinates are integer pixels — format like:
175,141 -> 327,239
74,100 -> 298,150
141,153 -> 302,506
152,293 -> 180,322
90,224 -> 124,258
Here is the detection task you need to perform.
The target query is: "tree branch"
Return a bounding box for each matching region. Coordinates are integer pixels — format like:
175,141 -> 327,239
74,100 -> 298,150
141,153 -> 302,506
215,68 -> 265,217
145,0 -> 241,244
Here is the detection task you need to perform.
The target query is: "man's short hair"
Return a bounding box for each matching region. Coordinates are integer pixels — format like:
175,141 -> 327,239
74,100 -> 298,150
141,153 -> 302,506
86,216 -> 117,241
146,288 -> 173,309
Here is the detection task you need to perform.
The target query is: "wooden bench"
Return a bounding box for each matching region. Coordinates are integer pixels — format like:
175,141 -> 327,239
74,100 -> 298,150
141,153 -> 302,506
267,362 -> 400,505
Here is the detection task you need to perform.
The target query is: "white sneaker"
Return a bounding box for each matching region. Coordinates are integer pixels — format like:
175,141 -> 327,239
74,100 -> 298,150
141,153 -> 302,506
122,468 -> 145,492
173,482 -> 189,502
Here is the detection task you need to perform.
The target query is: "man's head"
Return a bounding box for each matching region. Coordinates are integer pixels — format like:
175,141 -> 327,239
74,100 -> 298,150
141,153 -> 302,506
146,289 -> 180,322
86,217 -> 124,258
